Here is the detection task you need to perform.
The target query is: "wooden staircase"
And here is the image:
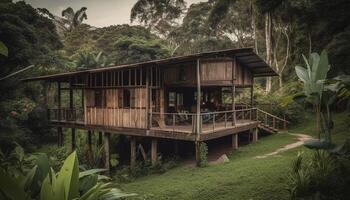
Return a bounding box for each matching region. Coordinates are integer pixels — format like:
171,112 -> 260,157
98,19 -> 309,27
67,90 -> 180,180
236,103 -> 289,134
255,108 -> 289,134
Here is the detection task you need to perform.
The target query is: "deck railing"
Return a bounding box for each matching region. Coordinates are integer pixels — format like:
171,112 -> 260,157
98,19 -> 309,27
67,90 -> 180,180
150,108 -> 255,134
48,108 -> 84,123
256,108 -> 289,130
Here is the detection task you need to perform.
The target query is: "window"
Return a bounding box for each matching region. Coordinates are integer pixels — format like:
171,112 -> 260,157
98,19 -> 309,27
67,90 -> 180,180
123,89 -> 130,108
169,92 -> 176,107
94,90 -> 104,107
177,93 -> 183,106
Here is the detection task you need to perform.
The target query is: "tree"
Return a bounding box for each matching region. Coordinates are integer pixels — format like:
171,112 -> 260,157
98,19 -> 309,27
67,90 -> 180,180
168,1 -> 234,55
295,50 -> 330,139
208,0 -> 254,48
75,51 -> 112,70
0,0 -> 63,149
38,7 -> 88,34
130,0 -> 186,54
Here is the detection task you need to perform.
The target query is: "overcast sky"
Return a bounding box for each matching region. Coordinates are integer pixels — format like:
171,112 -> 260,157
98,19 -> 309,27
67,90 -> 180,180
24,0 -> 204,27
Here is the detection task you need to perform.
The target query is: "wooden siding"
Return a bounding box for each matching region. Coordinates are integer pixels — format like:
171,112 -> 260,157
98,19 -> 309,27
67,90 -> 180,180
201,58 -> 233,81
85,88 -> 147,128
163,64 -> 196,85
163,58 -> 253,86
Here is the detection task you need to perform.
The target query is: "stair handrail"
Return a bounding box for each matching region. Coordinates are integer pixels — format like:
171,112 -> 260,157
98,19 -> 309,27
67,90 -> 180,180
256,108 -> 289,124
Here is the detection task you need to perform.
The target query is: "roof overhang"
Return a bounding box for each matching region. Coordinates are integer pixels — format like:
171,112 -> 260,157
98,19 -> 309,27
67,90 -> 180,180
22,48 -> 278,82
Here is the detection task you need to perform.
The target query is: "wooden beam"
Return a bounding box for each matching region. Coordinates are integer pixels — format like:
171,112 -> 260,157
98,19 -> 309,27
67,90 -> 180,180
57,127 -> 63,146
252,128 -> 258,142
87,130 -> 92,162
130,137 -> 136,167
232,57 -> 236,126
88,130 -> 92,151
57,82 -> 61,121
196,58 -> 201,137
151,138 -> 158,165
98,131 -> 103,146
232,134 -> 238,150
146,66 -> 149,129
104,132 -> 111,172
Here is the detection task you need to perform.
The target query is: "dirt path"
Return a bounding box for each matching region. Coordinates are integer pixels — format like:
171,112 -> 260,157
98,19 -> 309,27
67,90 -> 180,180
254,133 -> 314,159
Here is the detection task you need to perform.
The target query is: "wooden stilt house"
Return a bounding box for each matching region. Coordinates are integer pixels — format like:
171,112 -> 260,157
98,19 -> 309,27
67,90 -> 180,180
23,48 -> 288,167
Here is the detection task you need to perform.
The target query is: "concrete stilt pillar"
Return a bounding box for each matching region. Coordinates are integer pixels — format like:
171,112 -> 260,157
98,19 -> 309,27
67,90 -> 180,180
130,137 -> 136,167
195,141 -> 201,167
232,134 -> 238,150
71,128 -> 76,151
104,132 -> 110,172
151,138 -> 158,165
252,128 -> 258,142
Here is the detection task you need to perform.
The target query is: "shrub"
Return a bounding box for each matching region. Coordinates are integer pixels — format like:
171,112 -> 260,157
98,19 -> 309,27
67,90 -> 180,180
0,146 -> 135,200
199,142 -> 208,167
287,148 -> 350,199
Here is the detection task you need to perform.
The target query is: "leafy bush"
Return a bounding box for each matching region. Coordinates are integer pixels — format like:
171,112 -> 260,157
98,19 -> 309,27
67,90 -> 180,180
287,146 -> 350,200
199,142 -> 208,167
114,157 -> 179,183
0,146 -> 135,200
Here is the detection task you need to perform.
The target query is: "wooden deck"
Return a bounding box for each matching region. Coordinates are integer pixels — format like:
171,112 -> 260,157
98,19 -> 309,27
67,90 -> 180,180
50,119 -> 259,141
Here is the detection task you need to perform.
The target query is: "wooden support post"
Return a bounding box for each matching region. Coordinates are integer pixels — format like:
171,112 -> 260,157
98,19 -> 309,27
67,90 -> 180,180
250,85 -> 254,108
151,138 -> 158,166
232,57 -> 236,126
57,82 -> 61,121
195,141 -> 201,167
130,137 -> 136,167
87,130 -> 92,151
232,134 -> 238,150
196,58 -> 201,138
284,115 -> 287,130
57,127 -> 63,146
71,128 -> 76,151
98,131 -> 103,146
146,66 -> 149,129
252,128 -> 258,142
87,130 -> 92,162
104,132 -> 110,172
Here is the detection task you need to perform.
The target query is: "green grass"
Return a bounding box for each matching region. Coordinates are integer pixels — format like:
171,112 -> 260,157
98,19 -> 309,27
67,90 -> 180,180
120,113 -> 349,200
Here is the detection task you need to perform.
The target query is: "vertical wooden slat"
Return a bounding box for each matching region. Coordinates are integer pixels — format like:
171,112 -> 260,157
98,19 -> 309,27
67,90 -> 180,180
232,57 -> 236,126
196,58 -> 201,137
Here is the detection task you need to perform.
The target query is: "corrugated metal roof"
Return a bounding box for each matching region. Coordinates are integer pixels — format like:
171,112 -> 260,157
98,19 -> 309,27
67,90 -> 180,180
22,48 -> 277,81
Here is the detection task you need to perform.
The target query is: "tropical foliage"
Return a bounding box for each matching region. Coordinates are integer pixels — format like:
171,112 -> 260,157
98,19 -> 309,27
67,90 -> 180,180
287,141 -> 350,199
0,145 -> 135,200
294,50 -> 330,139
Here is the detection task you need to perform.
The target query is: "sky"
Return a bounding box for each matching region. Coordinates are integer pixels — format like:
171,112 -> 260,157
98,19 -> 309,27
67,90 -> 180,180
24,0 -> 204,28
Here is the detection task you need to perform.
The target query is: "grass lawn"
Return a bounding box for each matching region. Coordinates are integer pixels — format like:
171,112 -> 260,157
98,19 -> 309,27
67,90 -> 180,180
120,112 -> 349,200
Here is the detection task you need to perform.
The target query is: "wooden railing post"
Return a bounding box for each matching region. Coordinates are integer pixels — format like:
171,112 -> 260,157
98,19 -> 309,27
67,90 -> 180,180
172,114 -> 175,133
224,112 -> 227,127
213,114 -> 215,132
284,115 -> 287,130
273,117 -> 276,129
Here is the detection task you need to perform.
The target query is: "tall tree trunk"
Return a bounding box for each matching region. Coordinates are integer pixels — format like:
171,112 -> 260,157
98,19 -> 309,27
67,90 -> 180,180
251,0 -> 258,54
265,12 -> 273,93
308,33 -> 312,56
